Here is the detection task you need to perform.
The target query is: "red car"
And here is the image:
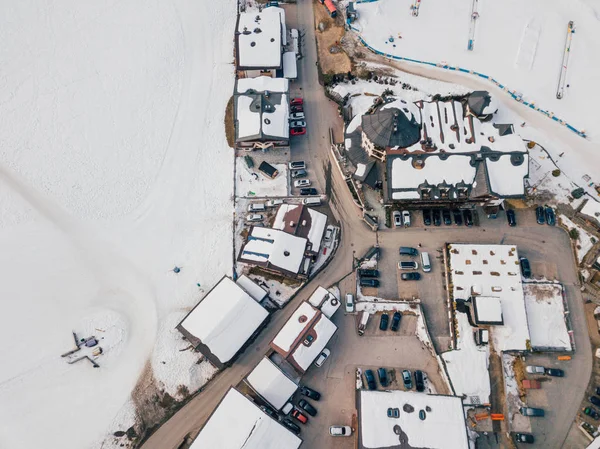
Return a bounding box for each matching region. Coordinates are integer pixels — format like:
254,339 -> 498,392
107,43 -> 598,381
291,408 -> 308,424
290,97 -> 303,106
290,127 -> 306,136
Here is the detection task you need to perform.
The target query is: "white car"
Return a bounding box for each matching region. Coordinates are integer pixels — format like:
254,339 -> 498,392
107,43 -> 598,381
246,214 -> 264,222
314,348 -> 331,367
345,293 -> 354,313
525,365 -> 545,374
288,161 -> 306,170
402,210 -> 411,227
289,112 -> 305,120
324,226 -> 334,241
329,426 -> 352,437
290,120 -> 306,128
294,179 -> 311,188
393,211 -> 402,227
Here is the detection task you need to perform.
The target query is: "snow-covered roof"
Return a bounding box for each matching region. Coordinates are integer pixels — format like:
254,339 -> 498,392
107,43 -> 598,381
360,390 -> 469,449
272,302 -> 317,352
523,283 -> 572,351
581,199 -> 600,227
272,204 -> 327,253
246,357 -> 298,410
485,154 -> 528,196
473,296 -> 503,324
392,191 -> 421,200
362,107 -> 421,149
236,274 -> 268,302
307,286 -> 340,318
283,52 -> 297,79
236,7 -> 284,69
291,314 -> 337,371
587,436 -> 600,449
179,277 -> 268,363
390,155 -> 476,188
191,388 -> 301,449
235,77 -> 290,142
306,208 -> 327,251
240,226 -> 307,275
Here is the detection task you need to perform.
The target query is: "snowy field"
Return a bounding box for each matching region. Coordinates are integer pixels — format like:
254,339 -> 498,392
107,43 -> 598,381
235,158 -> 289,197
354,0 -> 600,142
0,1 -> 235,448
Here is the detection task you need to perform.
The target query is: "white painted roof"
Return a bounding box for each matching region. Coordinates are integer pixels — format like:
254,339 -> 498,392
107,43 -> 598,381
524,283 -> 571,351
246,357 -> 298,410
236,95 -> 261,138
360,390 -> 469,449
392,191 -> 421,200
180,277 -> 268,363
485,154 -> 528,196
390,155 -> 476,188
236,274 -> 268,302
587,436 -> 600,449
473,296 -> 503,323
306,208 -> 327,250
241,227 -> 307,275
291,314 -> 337,371
307,286 -> 341,318
272,302 -> 317,352
236,77 -> 289,94
237,7 -> 284,68
283,52 -> 297,79
191,388 -> 301,449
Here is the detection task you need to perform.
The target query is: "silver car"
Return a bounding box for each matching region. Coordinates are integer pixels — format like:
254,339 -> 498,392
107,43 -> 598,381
329,425 -> 352,437
290,120 -> 306,128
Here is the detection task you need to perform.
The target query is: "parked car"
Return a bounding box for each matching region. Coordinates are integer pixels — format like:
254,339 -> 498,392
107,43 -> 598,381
399,246 -> 419,256
290,112 -> 305,120
289,161 -> 306,169
377,368 -> 388,387
358,269 -> 379,277
324,226 -> 333,241
298,399 -> 317,417
290,127 -> 306,136
360,278 -> 380,287
506,209 -> 517,227
514,433 -> 535,444
452,209 -> 463,225
260,405 -> 278,419
393,210 -> 402,227
423,209 -> 432,226
398,261 -> 419,270
387,407 -> 400,418
402,210 -> 411,227
291,105 -> 303,113
294,179 -> 311,188
442,209 -> 452,225
414,370 -> 425,392
590,396 -> 600,407
463,209 -> 473,226
303,334 -> 314,345
246,214 -> 264,222
291,408 -> 308,424
432,209 -> 442,226
520,407 -> 545,417
545,206 -> 556,226
345,293 -> 355,313
379,313 -> 389,331
314,348 -> 330,367
329,426 -> 352,436
596,387 -> 600,396
364,369 -> 377,390
300,386 -> 321,401
291,169 -> 307,178
300,188 -> 318,195
290,97 -> 304,106
520,257 -> 532,278
545,368 -> 564,377
535,206 -> 545,225
266,199 -> 284,207
401,272 -> 421,281
290,120 -> 306,128
282,419 -> 301,434
390,311 -> 402,332
419,410 -> 426,420
402,370 -> 413,389
584,407 -> 600,420
525,365 -> 545,374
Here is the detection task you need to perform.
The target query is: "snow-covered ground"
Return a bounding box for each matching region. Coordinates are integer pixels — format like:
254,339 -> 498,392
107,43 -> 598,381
582,199 -> 600,227
354,0 -> 600,142
560,214 -> 596,262
0,1 -> 236,448
235,158 -> 289,197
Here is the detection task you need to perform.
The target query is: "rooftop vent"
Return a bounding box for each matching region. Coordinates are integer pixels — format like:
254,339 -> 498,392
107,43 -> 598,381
284,250 -> 290,257
270,38 -> 275,42
250,41 -> 256,47
242,27 -> 251,35
264,90 -> 270,97
254,27 -> 262,33
264,118 -> 271,124
298,315 -> 307,323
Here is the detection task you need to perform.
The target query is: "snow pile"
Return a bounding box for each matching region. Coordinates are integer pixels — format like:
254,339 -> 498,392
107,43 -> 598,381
0,1 -> 236,448
501,354 -> 525,426
581,200 -> 600,227
523,282 -> 571,351
236,159 -> 289,197
560,214 -> 595,262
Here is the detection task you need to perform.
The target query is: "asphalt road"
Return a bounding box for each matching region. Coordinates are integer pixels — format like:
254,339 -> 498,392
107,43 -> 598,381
141,1 -> 591,448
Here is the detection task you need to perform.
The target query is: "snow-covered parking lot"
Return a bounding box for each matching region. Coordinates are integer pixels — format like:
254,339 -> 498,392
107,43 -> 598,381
0,1 -> 236,448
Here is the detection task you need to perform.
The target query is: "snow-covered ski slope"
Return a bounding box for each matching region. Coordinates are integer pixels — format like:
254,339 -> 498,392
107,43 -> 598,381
0,1 -> 235,448
354,0 -> 600,141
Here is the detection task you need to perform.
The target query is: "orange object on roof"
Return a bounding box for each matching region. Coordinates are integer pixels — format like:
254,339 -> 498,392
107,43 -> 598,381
490,414 -> 504,421
475,413 -> 490,421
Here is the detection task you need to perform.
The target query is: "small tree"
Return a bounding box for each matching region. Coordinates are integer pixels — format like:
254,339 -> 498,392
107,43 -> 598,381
552,169 -> 561,177
569,228 -> 580,240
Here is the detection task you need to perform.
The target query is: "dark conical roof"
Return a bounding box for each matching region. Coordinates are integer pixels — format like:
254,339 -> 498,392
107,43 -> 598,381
467,91 -> 492,117
361,107 -> 421,149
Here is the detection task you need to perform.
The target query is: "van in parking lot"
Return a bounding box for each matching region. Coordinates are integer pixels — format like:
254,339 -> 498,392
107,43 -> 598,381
247,203 -> 266,212
303,197 -> 321,206
399,247 -> 419,256
421,252 -> 431,272
398,261 -> 419,270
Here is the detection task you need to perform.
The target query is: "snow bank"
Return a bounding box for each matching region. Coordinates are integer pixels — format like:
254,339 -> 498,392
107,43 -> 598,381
582,200 -> 600,227
236,159 -> 289,197
560,214 -> 595,262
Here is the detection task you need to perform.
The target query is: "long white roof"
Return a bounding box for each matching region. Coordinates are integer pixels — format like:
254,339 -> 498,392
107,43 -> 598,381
306,208 -> 327,251
360,390 -> 469,449
246,357 -> 298,410
237,7 -> 284,68
241,227 -> 307,274
391,155 -> 476,188
291,314 -> 337,371
236,274 -> 268,302
273,302 -> 317,352
191,388 -> 301,449
180,277 -> 268,363
485,154 -> 528,196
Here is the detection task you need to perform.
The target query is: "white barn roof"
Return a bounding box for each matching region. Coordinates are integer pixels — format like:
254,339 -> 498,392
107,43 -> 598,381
236,7 -> 285,69
191,388 -> 301,449
247,357 -> 298,410
179,277 -> 268,363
